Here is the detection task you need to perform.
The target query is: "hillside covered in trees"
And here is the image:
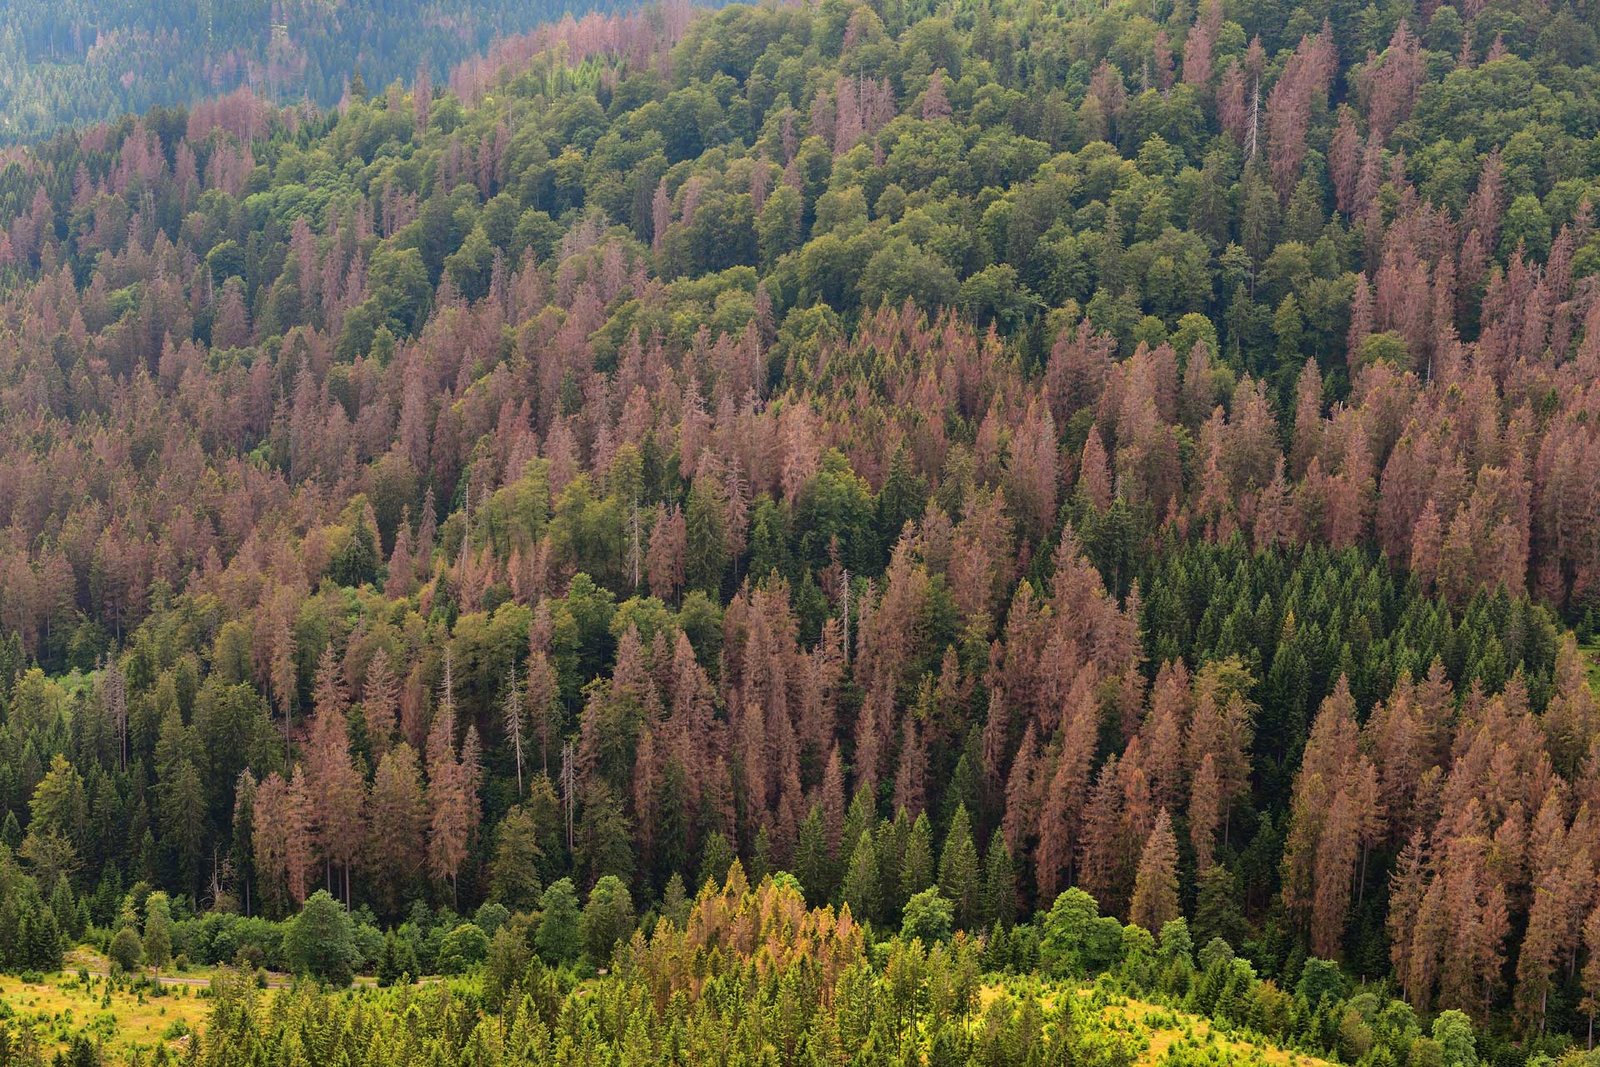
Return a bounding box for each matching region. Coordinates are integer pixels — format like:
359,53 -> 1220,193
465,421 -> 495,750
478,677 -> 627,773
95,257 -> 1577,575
2,0 -> 1600,1061
0,0 -> 689,144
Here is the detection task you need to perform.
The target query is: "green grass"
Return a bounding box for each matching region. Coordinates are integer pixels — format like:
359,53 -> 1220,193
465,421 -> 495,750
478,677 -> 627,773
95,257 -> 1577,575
0,968 -> 213,1060
977,981 -> 1335,1067
1098,996 -> 1335,1066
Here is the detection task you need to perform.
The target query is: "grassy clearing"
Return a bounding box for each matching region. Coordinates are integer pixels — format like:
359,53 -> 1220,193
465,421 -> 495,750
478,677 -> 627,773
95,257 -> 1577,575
979,982 -> 1335,1067
2,950 -> 454,1060
1097,996 -> 1336,1066
0,967 -> 214,1060
66,947 -> 238,985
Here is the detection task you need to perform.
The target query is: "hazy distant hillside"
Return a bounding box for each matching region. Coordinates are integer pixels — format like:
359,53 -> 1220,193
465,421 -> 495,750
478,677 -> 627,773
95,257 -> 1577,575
0,0 -> 661,143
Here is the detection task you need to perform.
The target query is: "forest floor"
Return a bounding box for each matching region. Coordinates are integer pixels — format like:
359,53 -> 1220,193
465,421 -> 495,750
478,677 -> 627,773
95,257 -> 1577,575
0,966 -> 211,1061
1583,642 -> 1600,697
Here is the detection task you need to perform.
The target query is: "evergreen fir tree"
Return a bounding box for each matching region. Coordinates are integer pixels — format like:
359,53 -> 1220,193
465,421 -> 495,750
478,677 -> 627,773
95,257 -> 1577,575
983,836 -> 1018,929
900,812 -> 935,903
841,830 -> 880,925
939,804 -> 982,930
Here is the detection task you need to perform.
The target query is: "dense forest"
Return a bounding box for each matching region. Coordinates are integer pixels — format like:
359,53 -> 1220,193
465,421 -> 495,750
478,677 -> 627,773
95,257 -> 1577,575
0,0 -> 692,144
2,0 -> 1600,1060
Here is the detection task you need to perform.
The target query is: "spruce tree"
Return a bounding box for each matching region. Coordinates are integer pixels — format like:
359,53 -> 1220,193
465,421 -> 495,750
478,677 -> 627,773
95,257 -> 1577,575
1130,810 -> 1181,933
841,830 -> 880,925
377,929 -> 420,987
1192,864 -> 1249,951
900,812 -> 935,903
982,836 -> 1018,929
661,873 -> 690,929
939,804 -> 982,930
489,805 -> 544,911
699,832 -> 735,891
795,807 -> 833,903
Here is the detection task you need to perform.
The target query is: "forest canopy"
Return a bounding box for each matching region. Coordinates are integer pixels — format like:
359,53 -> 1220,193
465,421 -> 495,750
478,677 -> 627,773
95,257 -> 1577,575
0,0 -> 701,144
1,0 -> 1600,1061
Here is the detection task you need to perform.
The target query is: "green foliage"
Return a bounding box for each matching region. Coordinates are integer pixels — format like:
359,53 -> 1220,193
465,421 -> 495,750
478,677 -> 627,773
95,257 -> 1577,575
841,830 -> 881,925
285,891 -> 356,986
937,805 -> 981,931
489,805 -> 545,912
437,923 -> 490,973
142,892 -> 173,970
900,888 -> 954,944
1296,957 -> 1350,1010
108,926 -> 143,973
1432,1010 -> 1478,1067
1041,888 -> 1124,979
579,875 -> 635,962
178,876 -> 1118,1067
535,879 -> 582,965
0,0 -> 1594,1058
0,868 -> 64,973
